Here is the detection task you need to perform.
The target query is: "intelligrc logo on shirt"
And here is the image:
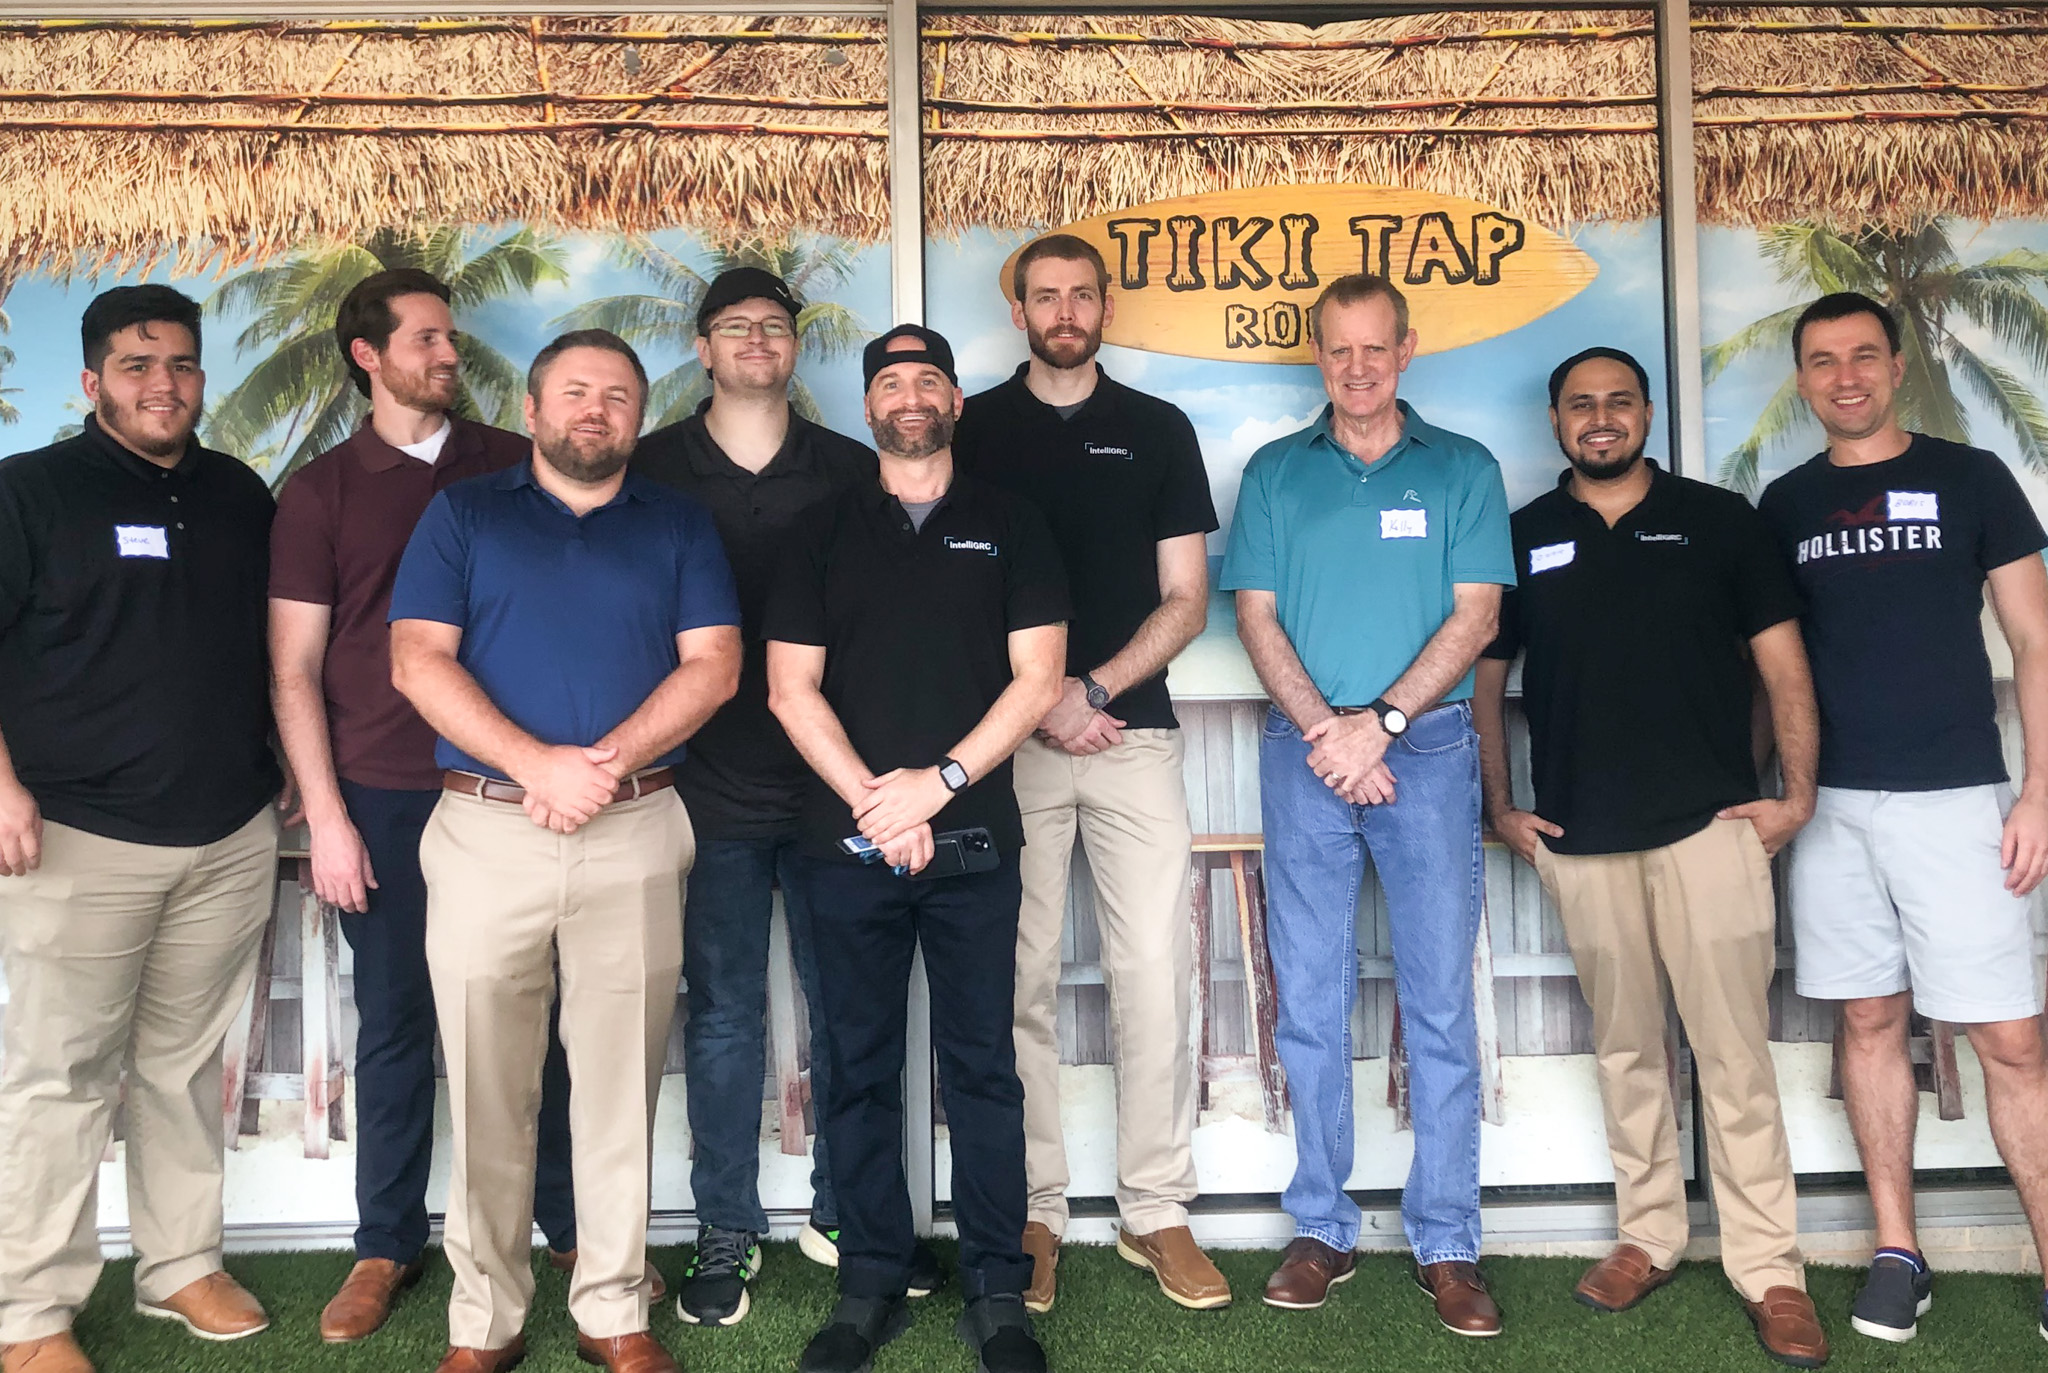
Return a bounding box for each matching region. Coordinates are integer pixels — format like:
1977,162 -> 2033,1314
114,525 -> 170,559
1635,531 -> 1689,545
1380,508 -> 1428,539
1085,443 -> 1132,460
944,536 -> 998,556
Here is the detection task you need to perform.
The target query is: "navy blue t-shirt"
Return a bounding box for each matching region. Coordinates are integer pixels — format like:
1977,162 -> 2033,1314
1758,433 -> 2047,791
388,461 -> 741,779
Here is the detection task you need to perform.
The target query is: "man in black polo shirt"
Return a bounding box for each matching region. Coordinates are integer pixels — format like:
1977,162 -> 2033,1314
1473,347 -> 1826,1368
767,325 -> 1068,1373
633,268 -> 878,1327
0,286 -> 283,1373
954,233 -> 1227,1313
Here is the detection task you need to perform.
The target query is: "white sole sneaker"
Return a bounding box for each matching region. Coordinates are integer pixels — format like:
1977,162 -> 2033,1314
133,1299 -> 269,1342
799,1222 -> 840,1268
1850,1293 -> 1931,1343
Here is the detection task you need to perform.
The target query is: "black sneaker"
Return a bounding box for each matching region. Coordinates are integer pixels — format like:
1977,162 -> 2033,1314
956,1294 -> 1046,1373
800,1219 -> 841,1267
799,1295 -> 912,1373
908,1242 -> 945,1299
675,1226 -> 763,1327
1849,1251 -> 1932,1342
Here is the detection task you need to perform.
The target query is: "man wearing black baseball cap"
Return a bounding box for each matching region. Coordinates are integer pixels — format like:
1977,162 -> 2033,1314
633,268 -> 878,1327
767,325 -> 1070,1373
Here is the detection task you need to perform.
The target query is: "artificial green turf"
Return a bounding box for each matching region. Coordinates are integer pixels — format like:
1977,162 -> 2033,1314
67,1243 -> 2047,1372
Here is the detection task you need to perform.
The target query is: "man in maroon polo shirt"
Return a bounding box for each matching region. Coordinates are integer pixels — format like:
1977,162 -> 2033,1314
268,270 -> 583,1342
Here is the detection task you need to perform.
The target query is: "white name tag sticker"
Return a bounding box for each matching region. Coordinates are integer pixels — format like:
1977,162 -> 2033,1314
1529,540 -> 1576,574
1888,490 -> 1939,522
1380,508 -> 1428,540
114,525 -> 170,559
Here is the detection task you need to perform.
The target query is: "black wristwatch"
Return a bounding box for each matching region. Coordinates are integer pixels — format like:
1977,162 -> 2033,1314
938,757 -> 970,793
1080,672 -> 1111,711
1366,698 -> 1409,736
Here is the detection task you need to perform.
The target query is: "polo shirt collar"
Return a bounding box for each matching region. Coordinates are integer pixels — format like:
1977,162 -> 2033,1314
1551,457 -> 1674,520
353,414 -> 470,474
860,467 -> 974,514
496,458 -> 659,512
84,413 -> 198,482
1308,398 -> 1437,468
1004,361 -> 1123,419
681,398 -> 818,480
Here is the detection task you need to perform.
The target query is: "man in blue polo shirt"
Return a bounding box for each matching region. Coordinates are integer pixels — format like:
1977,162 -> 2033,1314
1222,274 -> 1515,1335
389,330 -> 741,1373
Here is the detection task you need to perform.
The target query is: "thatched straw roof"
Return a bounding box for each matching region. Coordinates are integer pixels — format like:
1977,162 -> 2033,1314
0,15 -> 889,275
1693,6 -> 2048,230
922,10 -> 1663,236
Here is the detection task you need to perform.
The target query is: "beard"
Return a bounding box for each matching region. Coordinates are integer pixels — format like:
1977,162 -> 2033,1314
381,358 -> 459,412
1027,320 -> 1102,371
97,394 -> 193,459
535,423 -> 633,484
870,405 -> 955,459
1560,434 -> 1646,482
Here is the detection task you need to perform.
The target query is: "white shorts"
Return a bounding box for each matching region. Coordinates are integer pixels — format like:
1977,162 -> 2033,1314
1788,784 -> 2044,1023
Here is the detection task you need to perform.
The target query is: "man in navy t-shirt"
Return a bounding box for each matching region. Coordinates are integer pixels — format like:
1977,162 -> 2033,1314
1758,292 -> 2048,1349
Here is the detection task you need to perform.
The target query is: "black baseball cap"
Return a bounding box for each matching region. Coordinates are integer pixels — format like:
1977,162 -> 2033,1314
696,267 -> 802,335
862,323 -> 958,389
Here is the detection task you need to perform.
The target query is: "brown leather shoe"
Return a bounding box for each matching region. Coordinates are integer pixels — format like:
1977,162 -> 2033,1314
320,1257 -> 426,1342
574,1330 -> 677,1373
434,1334 -> 527,1373
1744,1285 -> 1830,1368
1022,1222 -> 1059,1314
1416,1260 -> 1502,1337
1574,1244 -> 1677,1313
0,1332 -> 94,1373
133,1270 -> 269,1341
1262,1237 -> 1356,1310
546,1249 -> 667,1303
1117,1225 -> 1232,1310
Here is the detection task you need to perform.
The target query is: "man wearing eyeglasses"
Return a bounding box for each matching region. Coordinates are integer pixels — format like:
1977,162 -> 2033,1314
633,268 -> 879,1329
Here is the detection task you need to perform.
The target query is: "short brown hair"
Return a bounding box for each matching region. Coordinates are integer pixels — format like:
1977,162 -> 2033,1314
526,329 -> 649,401
1011,233 -> 1110,303
336,269 -> 452,399
1308,274 -> 1411,345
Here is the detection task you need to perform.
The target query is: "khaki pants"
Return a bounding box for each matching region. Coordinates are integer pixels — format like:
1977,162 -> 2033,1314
0,808 -> 280,1343
1533,817 -> 1804,1299
1012,730 -> 1197,1235
421,788 -> 691,1350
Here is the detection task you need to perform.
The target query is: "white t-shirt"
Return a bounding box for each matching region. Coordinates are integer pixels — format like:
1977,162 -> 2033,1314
395,419 -> 453,465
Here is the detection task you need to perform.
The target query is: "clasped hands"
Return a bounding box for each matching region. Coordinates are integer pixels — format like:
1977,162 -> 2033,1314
1303,712 -> 1398,805
851,766 -> 953,874
1037,677 -> 1124,756
513,743 -> 626,834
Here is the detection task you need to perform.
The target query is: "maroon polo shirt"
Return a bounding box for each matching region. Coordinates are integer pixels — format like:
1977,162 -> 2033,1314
269,416 -> 528,789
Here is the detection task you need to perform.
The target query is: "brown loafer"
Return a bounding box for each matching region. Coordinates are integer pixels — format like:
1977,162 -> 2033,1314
574,1330 -> 677,1373
1263,1236 -> 1356,1310
1574,1244 -> 1677,1313
0,1332 -> 94,1373
320,1257 -> 426,1343
434,1334 -> 527,1373
1416,1260 -> 1502,1337
1744,1285 -> 1830,1368
546,1249 -> 667,1303
1117,1225 -> 1232,1310
1022,1222 -> 1059,1314
133,1270 -> 269,1341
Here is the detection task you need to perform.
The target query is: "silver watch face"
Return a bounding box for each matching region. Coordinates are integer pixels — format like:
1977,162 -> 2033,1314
941,761 -> 969,791
1382,708 -> 1409,734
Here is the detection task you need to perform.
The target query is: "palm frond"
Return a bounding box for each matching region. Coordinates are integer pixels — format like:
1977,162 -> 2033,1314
203,331 -> 348,456
452,333 -> 528,432
448,228 -> 570,312
1702,303 -> 1804,385
795,301 -> 872,361
1946,341 -> 2048,476
1897,316 -> 1967,443
1946,274 -> 2048,380
1716,373 -> 1809,496
787,374 -> 827,425
276,388 -> 368,485
645,360 -> 711,430
548,293 -> 694,342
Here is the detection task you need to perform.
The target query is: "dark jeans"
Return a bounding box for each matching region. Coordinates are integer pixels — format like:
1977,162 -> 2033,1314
338,780 -> 577,1262
790,852 -> 1032,1302
683,833 -> 837,1233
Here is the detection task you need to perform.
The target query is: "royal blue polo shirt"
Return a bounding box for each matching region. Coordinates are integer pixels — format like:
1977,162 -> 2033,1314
388,460 -> 740,780
1220,399 -> 1515,706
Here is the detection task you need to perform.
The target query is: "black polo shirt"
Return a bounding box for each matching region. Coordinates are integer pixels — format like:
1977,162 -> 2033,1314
634,403 -> 878,839
764,471 -> 1071,859
955,365 -> 1217,729
0,417 -> 280,846
1483,461 -> 1802,856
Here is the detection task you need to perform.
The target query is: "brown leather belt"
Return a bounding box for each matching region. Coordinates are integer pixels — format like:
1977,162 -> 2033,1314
1331,702 -> 1462,718
442,767 -> 676,807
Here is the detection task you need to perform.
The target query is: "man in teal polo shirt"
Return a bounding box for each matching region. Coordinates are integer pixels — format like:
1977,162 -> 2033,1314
1221,274 -> 1515,1335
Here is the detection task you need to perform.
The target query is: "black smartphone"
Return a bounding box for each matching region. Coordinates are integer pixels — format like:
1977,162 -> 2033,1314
905,826 -> 999,881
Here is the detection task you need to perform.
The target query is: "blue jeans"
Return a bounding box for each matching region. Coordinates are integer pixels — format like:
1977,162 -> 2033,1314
336,781 -> 576,1261
1259,702 -> 1484,1264
682,834 -> 836,1234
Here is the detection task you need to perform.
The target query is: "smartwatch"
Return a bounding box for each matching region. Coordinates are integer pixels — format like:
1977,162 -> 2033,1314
1080,672 -> 1111,712
1366,698 -> 1409,736
938,757 -> 970,793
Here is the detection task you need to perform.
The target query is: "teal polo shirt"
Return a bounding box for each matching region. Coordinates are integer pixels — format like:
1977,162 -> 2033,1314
1221,400 -> 1516,706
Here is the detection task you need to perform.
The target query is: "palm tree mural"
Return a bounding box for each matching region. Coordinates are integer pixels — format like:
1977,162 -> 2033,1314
550,235 -> 870,430
203,226 -> 568,481
0,304 -> 19,426
1705,219 -> 2048,494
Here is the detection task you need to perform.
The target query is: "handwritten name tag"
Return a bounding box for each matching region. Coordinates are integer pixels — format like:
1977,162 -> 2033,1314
1528,540 -> 1576,574
114,525 -> 170,559
1380,508 -> 1428,540
1888,491 -> 1939,522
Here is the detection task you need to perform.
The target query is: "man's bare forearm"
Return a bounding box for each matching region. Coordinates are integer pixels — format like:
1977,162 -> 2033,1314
770,679 -> 876,811
1751,620 -> 1819,811
391,641 -> 547,779
1382,586 -> 1502,717
949,634 -> 1066,783
596,632 -> 741,776
1472,657 -> 1516,824
1235,591 -> 1332,732
273,662 -> 346,822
